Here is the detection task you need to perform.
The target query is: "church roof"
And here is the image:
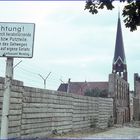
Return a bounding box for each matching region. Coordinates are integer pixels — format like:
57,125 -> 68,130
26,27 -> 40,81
58,83 -> 68,92
113,15 -> 126,65
57,82 -> 108,95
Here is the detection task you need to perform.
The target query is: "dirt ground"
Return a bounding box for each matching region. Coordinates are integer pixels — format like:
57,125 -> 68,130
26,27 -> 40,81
50,126 -> 140,139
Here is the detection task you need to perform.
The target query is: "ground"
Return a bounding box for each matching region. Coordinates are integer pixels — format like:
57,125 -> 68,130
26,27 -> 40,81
51,126 -> 140,139
85,126 -> 140,139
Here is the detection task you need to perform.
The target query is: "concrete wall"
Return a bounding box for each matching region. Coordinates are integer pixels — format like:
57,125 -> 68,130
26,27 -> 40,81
0,77 -> 23,138
0,77 -> 113,139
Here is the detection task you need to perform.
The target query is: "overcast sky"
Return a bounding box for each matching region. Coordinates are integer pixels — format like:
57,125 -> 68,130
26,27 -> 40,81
0,1 -> 140,91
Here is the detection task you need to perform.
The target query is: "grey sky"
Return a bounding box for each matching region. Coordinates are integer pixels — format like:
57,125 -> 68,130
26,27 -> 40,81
0,1 -> 139,90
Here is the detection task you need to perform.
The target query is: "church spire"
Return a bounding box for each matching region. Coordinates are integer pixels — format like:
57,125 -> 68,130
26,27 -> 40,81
112,13 -> 127,81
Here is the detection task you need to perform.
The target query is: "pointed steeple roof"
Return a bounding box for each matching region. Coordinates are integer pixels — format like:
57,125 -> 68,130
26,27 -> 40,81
112,13 -> 127,81
113,14 -> 126,65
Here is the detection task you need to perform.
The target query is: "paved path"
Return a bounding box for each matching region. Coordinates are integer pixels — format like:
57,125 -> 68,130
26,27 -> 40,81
84,126 -> 140,139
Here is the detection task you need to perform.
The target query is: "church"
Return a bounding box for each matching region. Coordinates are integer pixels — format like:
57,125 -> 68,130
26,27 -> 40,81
58,14 -> 130,124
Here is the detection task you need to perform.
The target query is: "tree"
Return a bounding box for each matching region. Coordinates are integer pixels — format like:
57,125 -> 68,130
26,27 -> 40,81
85,0 -> 140,31
84,88 -> 108,97
100,89 -> 108,97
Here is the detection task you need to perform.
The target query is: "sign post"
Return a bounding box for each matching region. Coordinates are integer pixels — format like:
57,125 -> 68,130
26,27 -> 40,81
0,22 -> 35,138
0,57 -> 13,138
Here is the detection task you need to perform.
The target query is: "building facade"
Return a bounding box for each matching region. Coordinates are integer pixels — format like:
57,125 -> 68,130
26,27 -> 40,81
134,73 -> 140,98
129,91 -> 134,121
133,73 -> 140,120
108,74 -> 130,124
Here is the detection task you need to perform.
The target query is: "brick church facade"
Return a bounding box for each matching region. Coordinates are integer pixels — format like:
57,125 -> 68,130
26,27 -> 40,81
58,15 -> 130,124
108,74 -> 130,124
109,14 -> 130,123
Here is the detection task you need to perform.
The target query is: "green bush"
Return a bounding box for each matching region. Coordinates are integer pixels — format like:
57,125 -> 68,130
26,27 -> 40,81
85,88 -> 108,97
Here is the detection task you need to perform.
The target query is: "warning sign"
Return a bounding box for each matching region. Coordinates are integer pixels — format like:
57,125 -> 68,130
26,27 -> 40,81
0,22 -> 35,58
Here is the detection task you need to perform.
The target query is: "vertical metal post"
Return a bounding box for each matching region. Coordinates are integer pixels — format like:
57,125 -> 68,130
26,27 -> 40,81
38,72 -> 51,89
0,57 -> 13,139
44,80 -> 46,89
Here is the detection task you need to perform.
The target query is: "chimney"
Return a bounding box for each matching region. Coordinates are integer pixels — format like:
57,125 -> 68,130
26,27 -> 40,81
67,78 -> 71,93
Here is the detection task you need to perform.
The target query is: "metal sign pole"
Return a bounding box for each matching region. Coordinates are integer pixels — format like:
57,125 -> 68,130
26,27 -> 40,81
0,57 -> 13,139
0,22 -> 35,138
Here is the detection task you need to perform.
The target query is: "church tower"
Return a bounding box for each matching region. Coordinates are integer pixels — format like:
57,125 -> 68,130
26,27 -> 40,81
112,13 -> 127,81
